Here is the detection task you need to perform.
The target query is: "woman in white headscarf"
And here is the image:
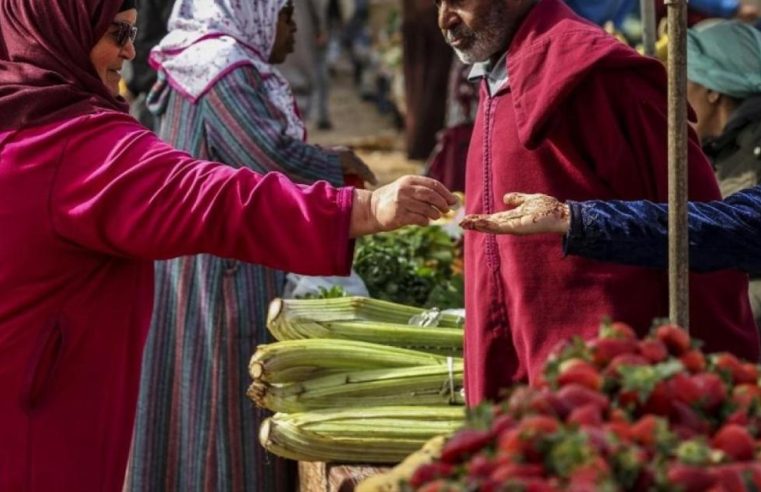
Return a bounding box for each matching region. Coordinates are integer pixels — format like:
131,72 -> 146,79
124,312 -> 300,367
125,1 -> 374,490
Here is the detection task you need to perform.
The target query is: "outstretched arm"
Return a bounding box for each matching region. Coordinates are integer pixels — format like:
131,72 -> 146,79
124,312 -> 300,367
460,188 -> 761,273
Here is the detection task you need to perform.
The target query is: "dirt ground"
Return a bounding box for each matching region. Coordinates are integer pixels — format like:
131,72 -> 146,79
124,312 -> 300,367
304,68 -> 426,187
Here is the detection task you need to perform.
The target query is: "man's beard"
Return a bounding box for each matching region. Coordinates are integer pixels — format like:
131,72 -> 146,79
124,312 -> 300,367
445,3 -> 511,64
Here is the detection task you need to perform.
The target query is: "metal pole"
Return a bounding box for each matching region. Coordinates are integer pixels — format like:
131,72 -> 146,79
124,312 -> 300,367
641,0 -> 657,56
665,0 -> 689,330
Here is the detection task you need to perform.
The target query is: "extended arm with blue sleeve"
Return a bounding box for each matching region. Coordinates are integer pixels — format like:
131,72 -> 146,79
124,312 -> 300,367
564,185 -> 761,272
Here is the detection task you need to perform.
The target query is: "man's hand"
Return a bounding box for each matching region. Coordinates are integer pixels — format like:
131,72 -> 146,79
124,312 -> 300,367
349,176 -> 457,237
337,148 -> 378,186
459,192 -> 571,235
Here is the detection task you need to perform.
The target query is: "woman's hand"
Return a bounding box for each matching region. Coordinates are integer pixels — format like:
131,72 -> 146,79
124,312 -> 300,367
459,192 -> 571,235
349,176 -> 456,237
336,148 -> 378,186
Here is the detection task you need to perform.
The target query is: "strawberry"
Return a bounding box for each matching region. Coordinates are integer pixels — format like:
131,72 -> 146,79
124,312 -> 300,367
490,413 -> 516,438
557,360 -> 602,391
680,349 -> 706,373
669,373 -> 702,407
641,380 -> 672,416
654,324 -> 691,356
589,338 -> 638,367
712,352 -> 744,383
604,421 -> 632,442
567,403 -> 602,427
440,428 -> 492,463
409,462 -> 455,488
713,424 -> 756,461
711,464 -> 747,492
629,415 -> 659,448
466,452 -> 497,478
670,401 -> 711,435
665,463 -> 718,492
731,383 -> 761,410
691,372 -> 727,412
555,384 -> 609,412
490,462 -> 545,481
736,363 -> 759,385
603,353 -> 649,378
600,321 -> 637,340
725,408 -> 750,426
608,407 -> 630,424
418,479 -> 463,492
638,338 -> 669,363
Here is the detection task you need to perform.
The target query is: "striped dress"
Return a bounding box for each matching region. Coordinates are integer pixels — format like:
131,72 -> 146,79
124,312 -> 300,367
125,65 -> 343,492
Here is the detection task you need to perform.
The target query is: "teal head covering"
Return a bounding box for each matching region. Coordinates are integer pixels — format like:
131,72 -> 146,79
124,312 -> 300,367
688,20 -> 761,99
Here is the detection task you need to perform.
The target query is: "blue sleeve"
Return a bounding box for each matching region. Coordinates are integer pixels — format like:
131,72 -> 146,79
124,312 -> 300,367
201,66 -> 344,187
564,185 -> 761,272
689,0 -> 739,17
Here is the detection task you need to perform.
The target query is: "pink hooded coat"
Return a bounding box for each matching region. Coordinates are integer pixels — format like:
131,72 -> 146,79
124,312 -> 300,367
0,112 -> 353,491
463,0 -> 759,404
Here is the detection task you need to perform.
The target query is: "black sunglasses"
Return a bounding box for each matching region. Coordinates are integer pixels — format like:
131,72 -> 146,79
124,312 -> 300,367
111,21 -> 138,47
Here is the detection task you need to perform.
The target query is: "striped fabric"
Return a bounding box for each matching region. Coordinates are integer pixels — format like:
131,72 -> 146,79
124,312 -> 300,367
125,65 -> 343,492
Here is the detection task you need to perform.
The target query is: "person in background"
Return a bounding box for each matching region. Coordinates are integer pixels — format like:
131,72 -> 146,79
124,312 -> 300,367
279,0 -> 334,129
564,0 -> 635,27
402,0 -> 453,160
459,188 -> 761,282
125,0 -> 378,490
435,0 -> 759,406
0,0 -> 455,490
685,20 -> 761,327
122,0 -> 173,129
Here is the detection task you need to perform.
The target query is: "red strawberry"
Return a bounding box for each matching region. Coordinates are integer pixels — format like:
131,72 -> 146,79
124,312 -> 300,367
670,401 -> 711,435
712,464 -> 748,492
558,360 -> 603,391
638,338 -> 669,363
520,414 -> 561,435
691,372 -> 727,412
589,337 -> 638,367
630,414 -> 659,448
567,403 -> 603,427
666,463 -> 717,492
680,349 -> 706,373
418,479 -> 462,492
604,421 -> 632,442
608,407 -> 630,424
600,321 -> 637,340
466,452 -> 497,478
491,414 -> 517,438
737,363 -> 759,384
725,408 -> 750,426
669,373 -> 702,407
490,462 -> 545,481
604,353 -> 649,378
713,424 -> 756,461
731,383 -> 761,410
440,428 -> 492,463
555,384 -> 610,412
654,324 -> 691,356
641,380 -> 673,416
409,462 -> 455,487
713,352 -> 744,383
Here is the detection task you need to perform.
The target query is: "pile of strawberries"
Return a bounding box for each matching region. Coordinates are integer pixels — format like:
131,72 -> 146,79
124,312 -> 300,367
405,322 -> 761,491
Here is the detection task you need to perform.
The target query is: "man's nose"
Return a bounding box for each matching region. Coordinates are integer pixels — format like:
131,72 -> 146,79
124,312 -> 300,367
437,2 -> 459,31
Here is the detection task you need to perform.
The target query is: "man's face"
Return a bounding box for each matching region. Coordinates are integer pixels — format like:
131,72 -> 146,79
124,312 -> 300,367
436,0 -> 512,64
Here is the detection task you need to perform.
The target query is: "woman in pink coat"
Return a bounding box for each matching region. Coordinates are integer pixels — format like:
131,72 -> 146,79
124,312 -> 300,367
0,1 -> 455,490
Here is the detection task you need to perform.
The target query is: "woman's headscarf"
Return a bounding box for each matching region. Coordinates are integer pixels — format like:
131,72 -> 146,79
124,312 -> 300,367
0,0 -> 131,131
688,20 -> 761,100
151,0 -> 305,140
